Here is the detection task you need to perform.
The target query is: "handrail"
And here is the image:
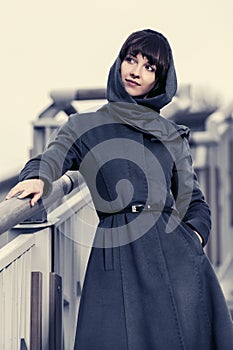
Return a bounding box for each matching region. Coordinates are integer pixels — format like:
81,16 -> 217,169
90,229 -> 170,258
50,88 -> 106,103
0,171 -> 80,235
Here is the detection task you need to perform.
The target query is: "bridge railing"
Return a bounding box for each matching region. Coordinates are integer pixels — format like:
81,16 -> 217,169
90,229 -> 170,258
0,171 -> 98,349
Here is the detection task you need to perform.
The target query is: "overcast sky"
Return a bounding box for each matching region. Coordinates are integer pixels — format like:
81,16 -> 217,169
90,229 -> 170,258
1,0 -> 233,176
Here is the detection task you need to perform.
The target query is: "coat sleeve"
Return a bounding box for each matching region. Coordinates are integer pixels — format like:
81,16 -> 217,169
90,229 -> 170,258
19,114 -> 83,195
171,136 -> 211,247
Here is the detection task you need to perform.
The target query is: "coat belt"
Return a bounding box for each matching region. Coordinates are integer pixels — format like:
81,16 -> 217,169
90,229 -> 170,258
97,205 -> 175,219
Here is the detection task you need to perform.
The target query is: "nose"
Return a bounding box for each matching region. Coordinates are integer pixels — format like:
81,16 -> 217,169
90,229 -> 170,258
130,65 -> 141,78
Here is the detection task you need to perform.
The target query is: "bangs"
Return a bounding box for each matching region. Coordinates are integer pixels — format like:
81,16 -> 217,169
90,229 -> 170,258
126,49 -> 159,67
123,39 -> 163,67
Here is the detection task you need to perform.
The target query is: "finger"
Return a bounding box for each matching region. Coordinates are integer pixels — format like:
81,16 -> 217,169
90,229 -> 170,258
5,188 -> 17,199
17,190 -> 33,199
5,188 -> 23,200
30,193 -> 43,207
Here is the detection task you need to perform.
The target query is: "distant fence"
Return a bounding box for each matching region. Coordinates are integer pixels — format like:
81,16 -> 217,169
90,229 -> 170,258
191,111 -> 233,267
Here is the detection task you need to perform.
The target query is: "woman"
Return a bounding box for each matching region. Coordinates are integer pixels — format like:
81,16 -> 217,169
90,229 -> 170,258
6,29 -> 233,349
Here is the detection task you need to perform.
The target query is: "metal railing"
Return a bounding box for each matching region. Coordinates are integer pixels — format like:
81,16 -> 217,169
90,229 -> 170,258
0,170 -> 99,349
0,171 -> 79,236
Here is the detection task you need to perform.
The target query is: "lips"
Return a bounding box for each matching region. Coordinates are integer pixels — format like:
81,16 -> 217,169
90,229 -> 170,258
125,79 -> 141,86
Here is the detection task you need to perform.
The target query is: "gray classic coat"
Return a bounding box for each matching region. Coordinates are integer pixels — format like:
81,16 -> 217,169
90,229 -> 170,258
19,32 -> 233,349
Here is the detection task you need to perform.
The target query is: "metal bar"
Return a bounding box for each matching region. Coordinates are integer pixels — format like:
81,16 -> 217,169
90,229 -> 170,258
74,88 -> 106,101
0,171 -> 80,235
230,140 -> 233,226
30,272 -> 42,350
49,273 -> 63,350
215,167 -> 221,266
50,88 -> 106,103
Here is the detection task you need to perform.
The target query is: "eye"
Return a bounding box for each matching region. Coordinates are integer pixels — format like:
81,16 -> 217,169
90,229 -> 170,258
125,55 -> 136,64
145,64 -> 156,72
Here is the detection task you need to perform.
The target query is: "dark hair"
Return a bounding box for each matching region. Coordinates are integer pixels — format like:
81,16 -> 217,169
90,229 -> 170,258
119,29 -> 170,96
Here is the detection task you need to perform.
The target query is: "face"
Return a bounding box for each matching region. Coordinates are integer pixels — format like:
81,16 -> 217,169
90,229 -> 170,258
120,53 -> 156,97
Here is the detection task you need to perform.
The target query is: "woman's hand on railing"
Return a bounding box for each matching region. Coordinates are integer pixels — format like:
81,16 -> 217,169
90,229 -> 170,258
5,179 -> 45,207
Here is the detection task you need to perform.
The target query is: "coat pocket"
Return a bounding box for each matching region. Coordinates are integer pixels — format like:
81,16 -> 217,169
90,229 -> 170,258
180,222 -> 204,255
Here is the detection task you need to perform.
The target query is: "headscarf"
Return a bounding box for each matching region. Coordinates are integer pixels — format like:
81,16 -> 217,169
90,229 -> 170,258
103,29 -> 189,141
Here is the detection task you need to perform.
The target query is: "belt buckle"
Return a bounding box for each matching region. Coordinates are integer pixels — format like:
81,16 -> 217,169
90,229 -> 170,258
131,205 -> 143,213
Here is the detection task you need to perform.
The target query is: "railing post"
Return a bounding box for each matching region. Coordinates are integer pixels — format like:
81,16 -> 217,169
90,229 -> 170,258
49,273 -> 63,350
30,271 -> 43,350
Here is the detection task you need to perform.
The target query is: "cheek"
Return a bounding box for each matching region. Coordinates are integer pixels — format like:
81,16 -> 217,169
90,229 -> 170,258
150,73 -> 156,85
146,74 -> 156,90
120,62 -> 127,78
